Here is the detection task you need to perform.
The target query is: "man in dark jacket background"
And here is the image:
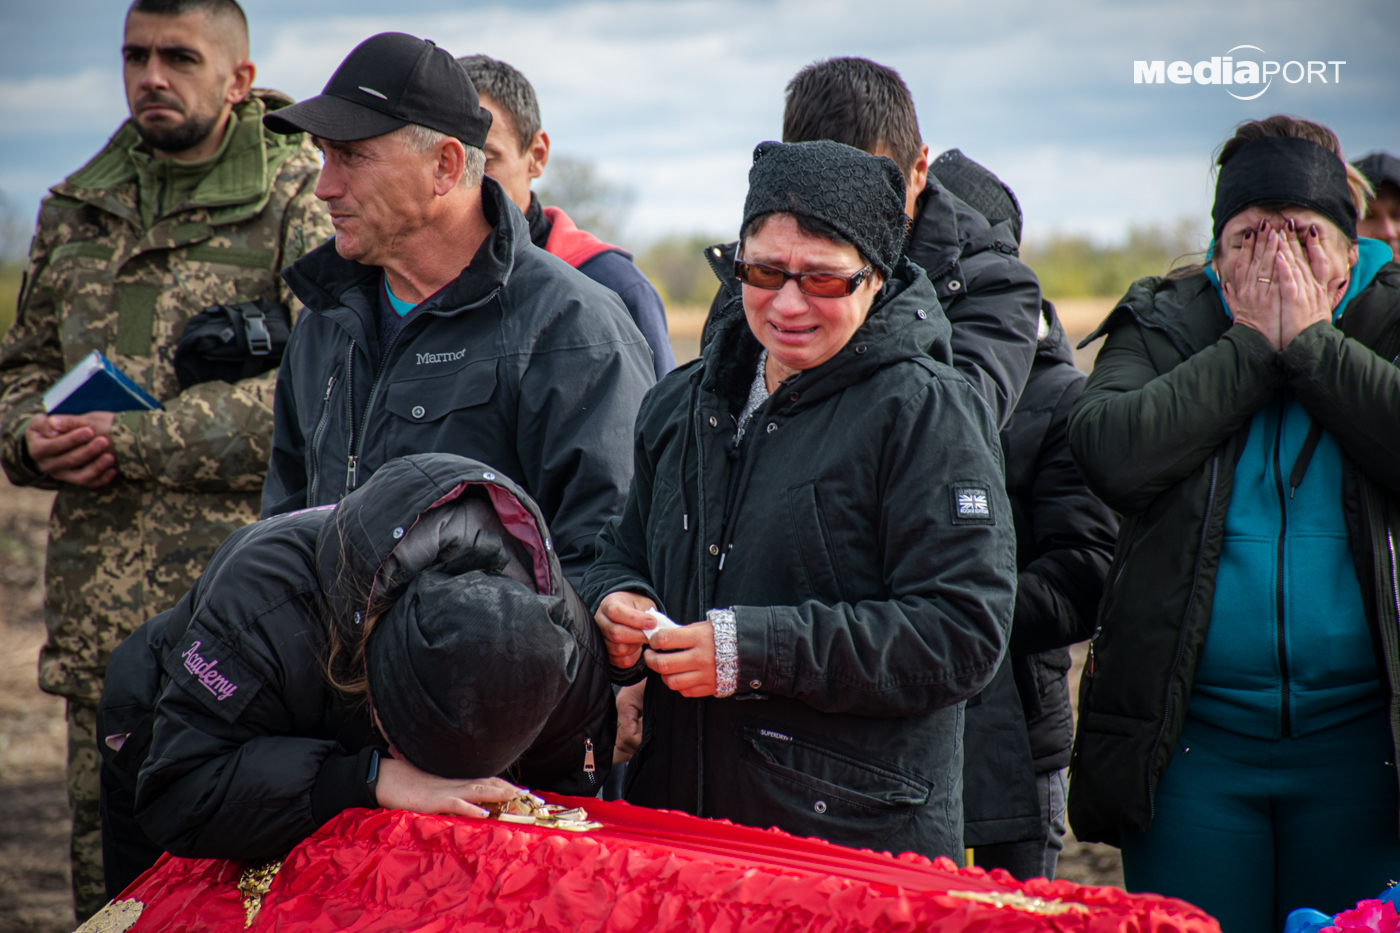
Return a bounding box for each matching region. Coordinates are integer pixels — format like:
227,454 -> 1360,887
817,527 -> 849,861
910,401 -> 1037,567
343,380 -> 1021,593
458,54 -> 675,380
259,34 -> 654,586
962,301 -> 1117,879
702,57 -> 1041,429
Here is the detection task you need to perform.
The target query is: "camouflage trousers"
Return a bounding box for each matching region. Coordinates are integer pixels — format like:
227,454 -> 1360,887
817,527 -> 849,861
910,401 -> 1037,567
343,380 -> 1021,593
67,700 -> 106,923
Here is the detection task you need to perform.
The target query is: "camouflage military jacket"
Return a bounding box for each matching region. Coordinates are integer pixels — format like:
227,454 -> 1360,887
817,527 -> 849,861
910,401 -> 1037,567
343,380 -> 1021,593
0,90 -> 332,703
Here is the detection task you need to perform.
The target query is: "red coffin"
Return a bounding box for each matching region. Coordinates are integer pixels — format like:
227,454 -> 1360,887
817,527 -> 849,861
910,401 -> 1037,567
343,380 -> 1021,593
100,795 -> 1218,933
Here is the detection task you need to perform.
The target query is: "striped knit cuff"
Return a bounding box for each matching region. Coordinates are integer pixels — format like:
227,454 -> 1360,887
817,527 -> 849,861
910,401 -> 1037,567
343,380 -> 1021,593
708,608 -> 738,698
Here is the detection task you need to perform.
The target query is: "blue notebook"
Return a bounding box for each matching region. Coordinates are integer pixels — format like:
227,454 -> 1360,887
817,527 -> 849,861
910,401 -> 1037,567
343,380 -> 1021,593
43,350 -> 162,415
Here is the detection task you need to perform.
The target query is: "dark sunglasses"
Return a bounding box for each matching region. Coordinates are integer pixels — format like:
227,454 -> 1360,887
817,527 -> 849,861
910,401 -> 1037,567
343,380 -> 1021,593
733,260 -> 872,298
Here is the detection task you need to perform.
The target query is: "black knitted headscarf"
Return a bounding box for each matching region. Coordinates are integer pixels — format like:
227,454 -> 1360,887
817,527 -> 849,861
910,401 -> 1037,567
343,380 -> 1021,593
1212,136 -> 1357,241
741,140 -> 907,277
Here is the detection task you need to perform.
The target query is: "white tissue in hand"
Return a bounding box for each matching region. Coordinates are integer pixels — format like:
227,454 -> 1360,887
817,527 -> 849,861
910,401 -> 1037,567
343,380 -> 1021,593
643,608 -> 680,642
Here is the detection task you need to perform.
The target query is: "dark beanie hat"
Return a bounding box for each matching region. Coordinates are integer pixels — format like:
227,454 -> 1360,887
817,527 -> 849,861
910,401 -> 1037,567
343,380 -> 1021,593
367,569 -> 577,779
1353,152 -> 1400,194
741,140 -> 907,277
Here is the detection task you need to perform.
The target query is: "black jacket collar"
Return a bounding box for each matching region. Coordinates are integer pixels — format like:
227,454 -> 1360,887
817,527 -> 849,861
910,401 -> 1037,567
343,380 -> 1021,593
525,191 -> 553,249
907,174 -> 1021,288
282,176 -> 524,328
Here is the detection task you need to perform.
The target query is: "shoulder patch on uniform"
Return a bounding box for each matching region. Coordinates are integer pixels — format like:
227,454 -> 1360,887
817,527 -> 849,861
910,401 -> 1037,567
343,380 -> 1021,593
949,483 -> 995,525
163,624 -> 264,724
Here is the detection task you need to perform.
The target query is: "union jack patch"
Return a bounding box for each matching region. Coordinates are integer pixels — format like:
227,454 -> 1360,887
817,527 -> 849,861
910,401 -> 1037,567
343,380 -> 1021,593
949,484 -> 995,524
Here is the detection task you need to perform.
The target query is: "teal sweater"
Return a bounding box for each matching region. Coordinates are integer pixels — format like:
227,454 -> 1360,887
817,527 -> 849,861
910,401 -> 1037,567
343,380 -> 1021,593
1193,239 -> 1393,738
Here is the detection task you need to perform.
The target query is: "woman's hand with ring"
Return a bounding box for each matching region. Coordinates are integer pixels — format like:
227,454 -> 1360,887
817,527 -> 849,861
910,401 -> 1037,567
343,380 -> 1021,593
375,757 -> 522,817
594,591 -> 657,669
645,622 -> 718,698
1219,219 -> 1283,350
1278,221 -> 1345,347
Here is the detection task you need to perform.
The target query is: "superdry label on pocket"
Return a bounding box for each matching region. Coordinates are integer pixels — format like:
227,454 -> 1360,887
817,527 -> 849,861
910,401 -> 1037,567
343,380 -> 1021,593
163,624 -> 263,723
949,483 -> 995,525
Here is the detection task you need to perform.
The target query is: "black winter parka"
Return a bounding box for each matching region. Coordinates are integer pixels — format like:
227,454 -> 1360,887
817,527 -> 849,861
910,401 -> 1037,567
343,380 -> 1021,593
582,260 -> 1017,861
262,178 -> 655,585
1067,267 -> 1400,845
99,454 -> 615,877
962,304 -> 1118,848
701,174 -> 1041,429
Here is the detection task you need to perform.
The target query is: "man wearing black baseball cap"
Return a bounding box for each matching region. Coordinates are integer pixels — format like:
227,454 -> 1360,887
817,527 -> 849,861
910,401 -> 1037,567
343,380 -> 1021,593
260,33 -> 654,588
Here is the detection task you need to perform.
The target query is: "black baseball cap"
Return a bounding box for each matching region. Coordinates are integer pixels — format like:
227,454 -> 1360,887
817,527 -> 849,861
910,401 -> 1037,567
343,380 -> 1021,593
1354,152 -> 1400,193
264,33 -> 492,147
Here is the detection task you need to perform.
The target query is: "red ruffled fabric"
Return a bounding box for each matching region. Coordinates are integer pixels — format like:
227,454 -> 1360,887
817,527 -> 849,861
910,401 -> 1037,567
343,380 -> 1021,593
113,795 -> 1219,933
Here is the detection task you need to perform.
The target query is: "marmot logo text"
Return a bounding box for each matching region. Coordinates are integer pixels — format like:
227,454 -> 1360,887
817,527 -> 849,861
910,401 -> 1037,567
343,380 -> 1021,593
416,349 -> 466,365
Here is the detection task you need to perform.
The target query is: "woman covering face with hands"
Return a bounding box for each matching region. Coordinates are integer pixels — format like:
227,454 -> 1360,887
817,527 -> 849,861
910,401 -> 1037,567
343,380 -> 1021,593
583,140 -> 1016,862
1066,116 -> 1400,933
1213,204 -> 1360,351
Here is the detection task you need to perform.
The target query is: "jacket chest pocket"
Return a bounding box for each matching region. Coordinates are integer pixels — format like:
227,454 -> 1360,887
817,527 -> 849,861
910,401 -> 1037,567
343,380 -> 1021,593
385,359 -> 497,424
48,241 -> 121,365
731,722 -> 930,846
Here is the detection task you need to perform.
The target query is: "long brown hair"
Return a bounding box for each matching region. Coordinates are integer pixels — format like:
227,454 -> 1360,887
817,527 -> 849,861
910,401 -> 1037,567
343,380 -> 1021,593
320,519 -> 393,701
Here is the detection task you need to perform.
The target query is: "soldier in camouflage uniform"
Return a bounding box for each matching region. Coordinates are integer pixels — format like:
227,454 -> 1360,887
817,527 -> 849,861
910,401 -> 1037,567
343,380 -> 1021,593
0,0 -> 330,919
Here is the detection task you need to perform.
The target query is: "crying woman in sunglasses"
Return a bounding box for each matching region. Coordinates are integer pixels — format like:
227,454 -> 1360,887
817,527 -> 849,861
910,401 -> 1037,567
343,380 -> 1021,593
583,140 -> 1016,862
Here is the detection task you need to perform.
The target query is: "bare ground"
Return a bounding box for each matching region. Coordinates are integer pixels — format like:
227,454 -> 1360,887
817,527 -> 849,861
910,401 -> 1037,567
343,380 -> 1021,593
0,300 -> 1123,927
0,476 -> 71,933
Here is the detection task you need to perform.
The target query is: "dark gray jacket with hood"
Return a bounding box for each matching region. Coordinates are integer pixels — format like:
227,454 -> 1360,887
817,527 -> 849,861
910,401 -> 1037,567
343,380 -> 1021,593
98,454 -> 615,893
582,259 -> 1017,861
262,177 -> 655,586
961,303 -> 1118,849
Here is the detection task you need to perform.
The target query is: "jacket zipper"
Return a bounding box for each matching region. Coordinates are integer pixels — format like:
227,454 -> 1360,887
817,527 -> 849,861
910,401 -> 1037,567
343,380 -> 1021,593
342,340 -> 358,493
1388,526 -> 1400,640
1271,403 -> 1292,737
307,374 -> 337,504
583,738 -> 596,787
1146,453 -> 1218,820
715,392 -> 781,570
348,324 -> 411,494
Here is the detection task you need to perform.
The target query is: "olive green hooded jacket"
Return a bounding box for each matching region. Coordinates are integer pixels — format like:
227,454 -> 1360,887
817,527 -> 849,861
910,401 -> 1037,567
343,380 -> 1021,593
1066,266 -> 1400,845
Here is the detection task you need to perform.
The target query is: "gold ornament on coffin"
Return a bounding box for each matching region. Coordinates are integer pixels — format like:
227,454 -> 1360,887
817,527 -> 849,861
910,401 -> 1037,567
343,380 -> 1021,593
238,858 -> 284,928
487,792 -> 602,831
74,899 -> 144,933
947,890 -> 1091,916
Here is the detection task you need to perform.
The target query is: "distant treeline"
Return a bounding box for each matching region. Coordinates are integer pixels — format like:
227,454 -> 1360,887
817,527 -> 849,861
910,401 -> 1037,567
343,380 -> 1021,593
1020,220 -> 1207,298
0,213 -> 1211,341
635,220 -> 1209,310
0,267 -> 20,338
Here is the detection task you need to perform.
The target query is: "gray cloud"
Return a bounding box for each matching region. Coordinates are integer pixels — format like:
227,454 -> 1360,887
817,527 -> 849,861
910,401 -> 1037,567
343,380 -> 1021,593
1,0 -> 1395,244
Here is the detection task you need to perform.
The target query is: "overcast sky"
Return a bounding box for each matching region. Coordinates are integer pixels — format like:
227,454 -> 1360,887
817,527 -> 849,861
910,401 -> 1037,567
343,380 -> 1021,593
2,0 -> 1397,249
